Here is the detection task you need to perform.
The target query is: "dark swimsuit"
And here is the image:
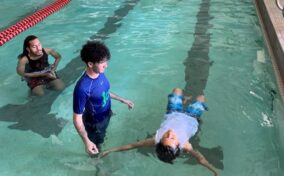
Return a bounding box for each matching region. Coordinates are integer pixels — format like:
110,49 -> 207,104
25,49 -> 58,89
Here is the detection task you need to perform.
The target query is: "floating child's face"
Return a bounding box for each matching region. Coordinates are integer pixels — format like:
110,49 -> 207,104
161,129 -> 179,149
173,88 -> 183,96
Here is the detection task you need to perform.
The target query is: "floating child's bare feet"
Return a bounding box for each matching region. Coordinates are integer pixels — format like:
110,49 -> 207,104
196,95 -> 205,102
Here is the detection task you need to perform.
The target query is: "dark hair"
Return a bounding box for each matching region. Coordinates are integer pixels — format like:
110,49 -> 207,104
80,41 -> 111,64
155,142 -> 180,164
18,35 -> 38,59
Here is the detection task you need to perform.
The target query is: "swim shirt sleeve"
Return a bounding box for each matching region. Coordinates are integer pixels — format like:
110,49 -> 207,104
73,85 -> 87,114
154,130 -> 160,144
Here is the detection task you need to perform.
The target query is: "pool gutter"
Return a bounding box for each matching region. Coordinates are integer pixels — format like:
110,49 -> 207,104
254,0 -> 284,102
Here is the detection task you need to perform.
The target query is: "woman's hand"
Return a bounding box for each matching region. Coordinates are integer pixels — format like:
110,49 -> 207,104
44,71 -> 56,79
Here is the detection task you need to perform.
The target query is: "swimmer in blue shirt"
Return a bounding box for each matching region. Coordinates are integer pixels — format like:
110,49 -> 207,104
73,41 -> 134,156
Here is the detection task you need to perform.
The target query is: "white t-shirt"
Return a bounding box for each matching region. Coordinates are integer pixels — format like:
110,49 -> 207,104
155,112 -> 198,149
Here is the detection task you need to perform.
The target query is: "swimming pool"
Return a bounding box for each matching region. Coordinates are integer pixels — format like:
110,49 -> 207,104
0,0 -> 283,175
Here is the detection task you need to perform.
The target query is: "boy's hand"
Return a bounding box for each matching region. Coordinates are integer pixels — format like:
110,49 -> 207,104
123,99 -> 134,109
85,141 -> 99,156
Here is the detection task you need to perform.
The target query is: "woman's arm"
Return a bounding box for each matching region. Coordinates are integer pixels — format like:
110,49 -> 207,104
45,48 -> 61,71
16,56 -> 51,78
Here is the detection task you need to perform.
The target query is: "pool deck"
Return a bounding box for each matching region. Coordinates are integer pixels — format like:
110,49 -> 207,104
254,0 -> 284,102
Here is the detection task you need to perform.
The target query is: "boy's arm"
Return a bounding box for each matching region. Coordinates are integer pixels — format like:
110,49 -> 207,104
101,137 -> 155,157
73,113 -> 99,155
183,142 -> 218,176
110,92 -> 134,109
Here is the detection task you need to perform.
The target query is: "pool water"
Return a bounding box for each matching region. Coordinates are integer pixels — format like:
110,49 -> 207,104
0,0 -> 283,176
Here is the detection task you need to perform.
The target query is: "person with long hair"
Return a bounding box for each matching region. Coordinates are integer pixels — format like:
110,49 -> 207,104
17,35 -> 64,96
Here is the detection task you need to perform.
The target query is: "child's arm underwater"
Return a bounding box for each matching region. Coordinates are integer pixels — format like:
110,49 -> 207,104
100,137 -> 155,157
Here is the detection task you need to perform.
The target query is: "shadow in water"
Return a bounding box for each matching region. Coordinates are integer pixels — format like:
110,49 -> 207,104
0,0 -> 140,138
0,91 -> 68,138
184,135 -> 224,169
184,0 -> 214,99
184,0 -> 224,169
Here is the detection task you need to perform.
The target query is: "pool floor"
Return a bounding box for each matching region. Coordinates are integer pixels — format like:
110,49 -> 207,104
0,0 -> 283,175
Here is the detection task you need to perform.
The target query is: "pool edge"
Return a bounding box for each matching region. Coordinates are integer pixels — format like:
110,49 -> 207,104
254,0 -> 284,102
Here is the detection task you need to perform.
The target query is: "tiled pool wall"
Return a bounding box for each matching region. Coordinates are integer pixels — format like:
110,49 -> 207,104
255,0 -> 284,102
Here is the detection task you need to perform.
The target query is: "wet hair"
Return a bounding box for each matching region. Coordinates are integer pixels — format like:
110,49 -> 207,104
18,35 -> 38,59
80,41 -> 111,64
155,142 -> 180,164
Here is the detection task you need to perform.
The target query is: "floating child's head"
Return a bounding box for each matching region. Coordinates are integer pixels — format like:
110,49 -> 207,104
172,88 -> 183,96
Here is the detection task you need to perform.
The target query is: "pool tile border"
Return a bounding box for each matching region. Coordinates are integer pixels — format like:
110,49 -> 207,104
254,0 -> 284,102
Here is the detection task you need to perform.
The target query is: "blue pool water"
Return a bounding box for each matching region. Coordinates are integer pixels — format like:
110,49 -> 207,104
0,0 -> 284,175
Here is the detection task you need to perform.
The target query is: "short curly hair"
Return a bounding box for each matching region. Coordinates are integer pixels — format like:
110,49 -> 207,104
80,41 -> 111,64
155,142 -> 180,164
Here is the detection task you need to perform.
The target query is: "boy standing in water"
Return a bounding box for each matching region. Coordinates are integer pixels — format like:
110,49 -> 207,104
73,41 -> 134,156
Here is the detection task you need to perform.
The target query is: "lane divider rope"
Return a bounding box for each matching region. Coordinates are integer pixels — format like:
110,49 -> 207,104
0,0 -> 71,46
